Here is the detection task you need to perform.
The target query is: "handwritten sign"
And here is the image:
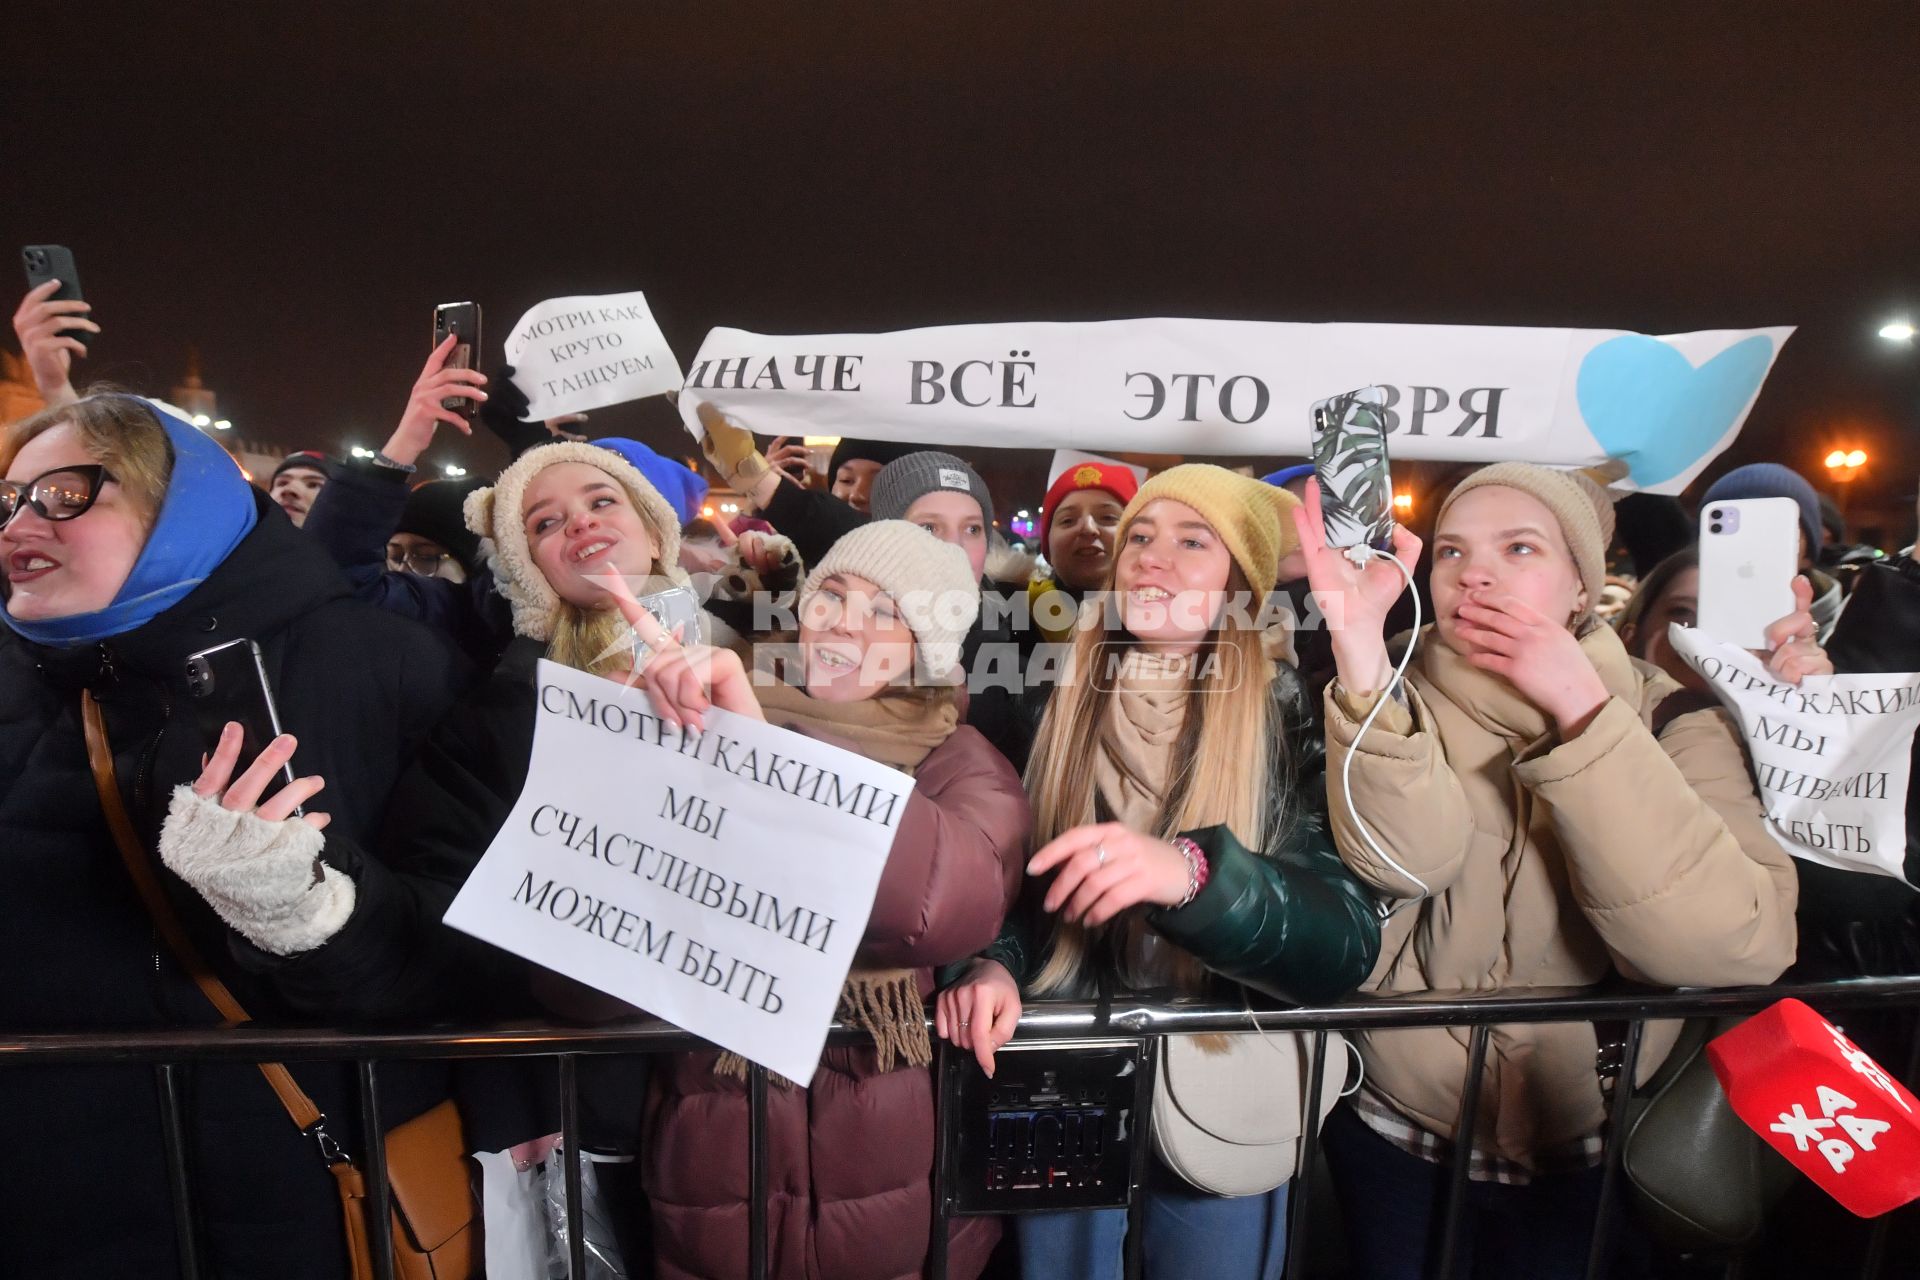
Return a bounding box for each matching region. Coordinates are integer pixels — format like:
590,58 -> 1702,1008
505,291 -> 683,420
676,318 -> 1794,494
444,660 -> 912,1081
1669,627 -> 1920,885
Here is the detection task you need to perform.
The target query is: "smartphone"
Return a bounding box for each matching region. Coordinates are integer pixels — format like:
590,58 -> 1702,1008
432,301 -> 482,419
1311,386 -> 1396,551
183,639 -> 298,807
636,584 -> 705,649
1698,497 -> 1801,649
21,245 -> 90,349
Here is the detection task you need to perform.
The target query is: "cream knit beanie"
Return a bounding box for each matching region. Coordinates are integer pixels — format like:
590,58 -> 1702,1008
799,521 -> 979,681
464,441 -> 688,641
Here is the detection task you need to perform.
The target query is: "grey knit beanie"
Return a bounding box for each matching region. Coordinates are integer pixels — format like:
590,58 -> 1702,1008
869,451 -> 994,532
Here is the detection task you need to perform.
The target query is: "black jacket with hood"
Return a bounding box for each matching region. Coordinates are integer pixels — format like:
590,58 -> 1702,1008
0,495 -> 518,1278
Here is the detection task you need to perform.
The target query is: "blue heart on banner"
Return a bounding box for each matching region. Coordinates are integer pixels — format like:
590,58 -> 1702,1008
1575,334 -> 1775,487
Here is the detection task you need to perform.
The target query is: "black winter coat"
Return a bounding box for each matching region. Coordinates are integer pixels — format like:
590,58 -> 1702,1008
1799,554 -> 1920,978
0,495 -> 488,1279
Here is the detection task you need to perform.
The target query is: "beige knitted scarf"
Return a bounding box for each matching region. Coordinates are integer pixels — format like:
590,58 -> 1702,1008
713,680 -> 959,1084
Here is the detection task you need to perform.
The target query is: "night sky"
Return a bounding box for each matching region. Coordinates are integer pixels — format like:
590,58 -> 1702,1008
7,2 -> 1917,534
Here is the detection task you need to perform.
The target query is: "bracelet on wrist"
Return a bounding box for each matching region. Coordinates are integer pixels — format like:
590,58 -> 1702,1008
1171,836 -> 1210,909
372,451 -> 418,473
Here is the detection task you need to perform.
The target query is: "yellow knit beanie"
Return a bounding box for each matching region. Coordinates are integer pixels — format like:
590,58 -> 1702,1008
1116,464 -> 1303,590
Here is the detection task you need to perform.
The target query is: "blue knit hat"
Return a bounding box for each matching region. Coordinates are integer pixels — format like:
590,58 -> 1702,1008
1702,463 -> 1821,554
1263,464 -> 1317,489
591,438 -> 708,527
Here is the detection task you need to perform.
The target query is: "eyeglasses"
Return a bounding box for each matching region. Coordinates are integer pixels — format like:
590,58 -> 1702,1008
0,465 -> 116,529
387,544 -> 453,577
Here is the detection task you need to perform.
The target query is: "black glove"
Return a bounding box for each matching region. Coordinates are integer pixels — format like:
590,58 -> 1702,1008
477,365 -> 551,459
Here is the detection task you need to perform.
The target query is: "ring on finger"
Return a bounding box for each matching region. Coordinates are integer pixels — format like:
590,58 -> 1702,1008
1096,843 -> 1109,866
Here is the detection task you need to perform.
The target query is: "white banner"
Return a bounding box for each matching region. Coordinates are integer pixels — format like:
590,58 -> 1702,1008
1670,628 -> 1920,885
676,318 -> 1793,494
505,291 -> 684,420
444,660 -> 913,1081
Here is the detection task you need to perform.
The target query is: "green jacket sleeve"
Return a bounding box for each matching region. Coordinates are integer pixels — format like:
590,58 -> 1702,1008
943,893 -> 1040,989
1148,817 -> 1381,1006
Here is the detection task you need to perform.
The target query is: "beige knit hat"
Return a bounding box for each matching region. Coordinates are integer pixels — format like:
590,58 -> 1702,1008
798,521 -> 979,681
1434,460 -> 1626,605
464,441 -> 688,641
1116,464 -> 1304,591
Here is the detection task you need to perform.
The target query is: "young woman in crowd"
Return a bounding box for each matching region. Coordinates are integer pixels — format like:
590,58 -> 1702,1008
1298,462 -> 1802,1279
938,464 -> 1382,1280
0,393 -> 473,1276
299,337 -> 792,670
1025,459 -> 1139,645
630,519 -> 1032,1280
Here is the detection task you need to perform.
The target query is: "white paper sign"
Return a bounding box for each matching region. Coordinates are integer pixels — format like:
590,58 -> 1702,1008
1669,627 -> 1920,885
444,660 -> 914,1081
505,291 -> 684,420
676,318 -> 1793,494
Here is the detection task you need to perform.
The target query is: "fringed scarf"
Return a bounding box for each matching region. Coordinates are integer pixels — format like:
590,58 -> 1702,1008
713,679 -> 960,1084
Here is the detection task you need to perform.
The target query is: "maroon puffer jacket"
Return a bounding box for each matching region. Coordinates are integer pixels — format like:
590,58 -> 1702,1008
643,723 -> 1031,1280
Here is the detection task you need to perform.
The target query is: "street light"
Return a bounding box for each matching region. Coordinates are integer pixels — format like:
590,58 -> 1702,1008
1880,320 -> 1915,342
1825,448 -> 1869,516
443,464 -> 467,478
349,445 -> 375,460
212,419 -> 232,431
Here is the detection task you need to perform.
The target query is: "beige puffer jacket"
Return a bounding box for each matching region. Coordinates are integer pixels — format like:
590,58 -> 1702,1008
1324,623 -> 1798,1169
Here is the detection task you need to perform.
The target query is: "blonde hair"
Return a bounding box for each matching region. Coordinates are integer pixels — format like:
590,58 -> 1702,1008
545,602 -> 640,677
2,392 -> 174,534
1025,565 -> 1286,996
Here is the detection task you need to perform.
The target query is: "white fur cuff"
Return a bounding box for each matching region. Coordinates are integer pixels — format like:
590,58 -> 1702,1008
159,785 -> 357,957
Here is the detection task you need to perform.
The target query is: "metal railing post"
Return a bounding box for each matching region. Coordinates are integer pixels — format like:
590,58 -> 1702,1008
155,1062 -> 203,1280
749,1061 -> 770,1280
927,1038 -> 954,1280
355,1060 -> 397,1280
1858,1011 -> 1920,1280
1282,1031 -> 1332,1278
1435,1023 -> 1492,1280
559,1054 -> 587,1279
1585,1019 -> 1644,1280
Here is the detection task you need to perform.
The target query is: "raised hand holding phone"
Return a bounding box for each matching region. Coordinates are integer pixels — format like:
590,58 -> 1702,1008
382,333 -> 489,466
1698,497 -> 1800,649
12,277 -> 97,405
1759,575 -> 1833,685
1292,477 -> 1423,695
765,436 -> 815,486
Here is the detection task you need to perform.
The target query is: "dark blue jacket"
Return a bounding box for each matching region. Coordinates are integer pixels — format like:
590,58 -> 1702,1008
302,458 -> 513,667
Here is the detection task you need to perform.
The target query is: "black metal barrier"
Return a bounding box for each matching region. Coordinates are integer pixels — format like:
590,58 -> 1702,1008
4,974 -> 1918,1280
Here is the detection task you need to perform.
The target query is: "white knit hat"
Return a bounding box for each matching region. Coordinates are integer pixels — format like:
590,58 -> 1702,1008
464,441 -> 688,641
798,521 -> 979,681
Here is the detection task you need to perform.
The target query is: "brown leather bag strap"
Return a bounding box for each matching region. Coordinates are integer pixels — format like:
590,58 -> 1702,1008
80,689 -> 329,1137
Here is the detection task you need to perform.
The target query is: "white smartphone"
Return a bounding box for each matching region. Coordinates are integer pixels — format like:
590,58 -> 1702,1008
1697,497 -> 1801,649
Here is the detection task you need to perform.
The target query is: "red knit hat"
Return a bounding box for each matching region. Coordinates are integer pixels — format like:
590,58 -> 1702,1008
1040,462 -> 1139,545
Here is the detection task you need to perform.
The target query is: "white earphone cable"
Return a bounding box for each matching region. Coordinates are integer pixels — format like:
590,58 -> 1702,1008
1335,543 -> 1429,918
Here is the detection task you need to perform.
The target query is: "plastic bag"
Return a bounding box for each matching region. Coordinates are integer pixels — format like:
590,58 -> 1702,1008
539,1145 -> 631,1280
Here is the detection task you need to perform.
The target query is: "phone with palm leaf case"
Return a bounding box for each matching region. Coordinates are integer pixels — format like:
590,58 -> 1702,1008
1310,386 -> 1396,550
